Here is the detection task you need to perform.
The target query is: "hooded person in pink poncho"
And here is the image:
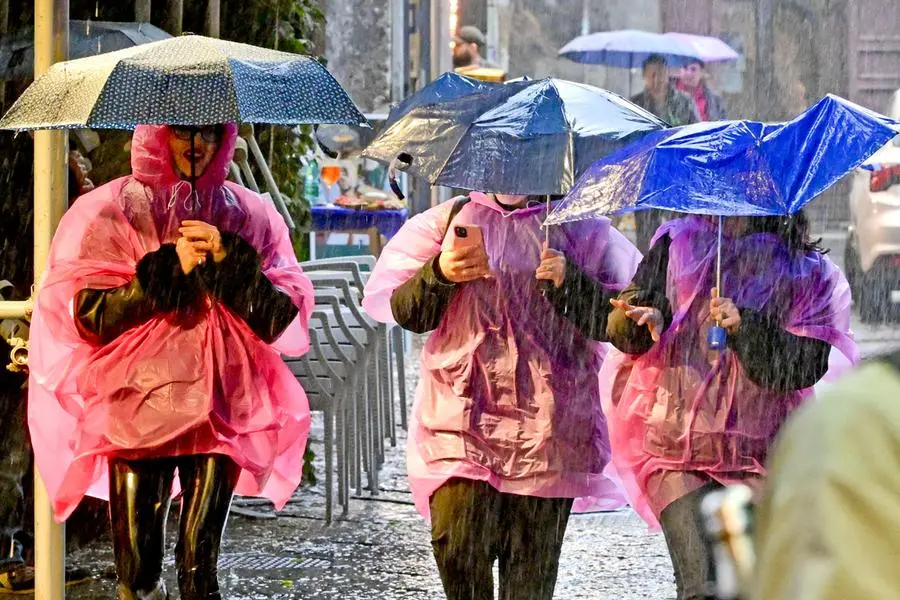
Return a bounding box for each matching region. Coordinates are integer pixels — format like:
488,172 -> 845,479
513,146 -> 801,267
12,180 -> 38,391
27,122 -> 313,600
603,213 -> 857,600
362,192 -> 640,600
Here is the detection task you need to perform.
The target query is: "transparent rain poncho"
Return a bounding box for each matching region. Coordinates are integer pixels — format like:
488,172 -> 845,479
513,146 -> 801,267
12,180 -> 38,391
599,216 -> 858,529
27,123 -> 314,521
363,192 -> 641,517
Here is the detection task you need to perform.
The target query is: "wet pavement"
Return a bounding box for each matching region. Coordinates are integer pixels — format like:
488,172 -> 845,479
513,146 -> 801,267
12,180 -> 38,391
57,229 -> 900,599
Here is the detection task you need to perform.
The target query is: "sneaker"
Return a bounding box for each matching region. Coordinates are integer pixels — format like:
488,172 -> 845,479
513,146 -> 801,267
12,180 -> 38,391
0,564 -> 93,594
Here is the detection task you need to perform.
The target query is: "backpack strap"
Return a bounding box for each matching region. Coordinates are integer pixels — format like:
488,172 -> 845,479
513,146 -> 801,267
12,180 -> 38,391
441,195 -> 472,241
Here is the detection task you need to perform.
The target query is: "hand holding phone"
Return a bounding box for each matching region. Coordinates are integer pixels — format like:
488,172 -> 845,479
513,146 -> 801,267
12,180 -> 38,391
439,225 -> 490,283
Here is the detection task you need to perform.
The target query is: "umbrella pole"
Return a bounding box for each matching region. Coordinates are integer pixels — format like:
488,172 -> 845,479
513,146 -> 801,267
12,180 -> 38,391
33,0 -> 69,599
708,215 -> 727,351
716,214 -> 723,296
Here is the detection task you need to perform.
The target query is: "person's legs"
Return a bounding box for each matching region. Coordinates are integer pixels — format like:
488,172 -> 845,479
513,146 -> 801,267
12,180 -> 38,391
109,457 -> 175,600
174,454 -> 240,600
659,481 -> 723,600
429,478 -> 502,600
497,494 -> 573,600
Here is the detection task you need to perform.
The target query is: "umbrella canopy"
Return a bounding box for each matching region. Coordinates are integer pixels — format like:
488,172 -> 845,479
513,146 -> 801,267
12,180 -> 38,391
0,34 -> 367,130
546,95 -> 900,225
663,32 -> 739,63
0,21 -> 171,81
363,73 -> 666,195
558,29 -> 697,69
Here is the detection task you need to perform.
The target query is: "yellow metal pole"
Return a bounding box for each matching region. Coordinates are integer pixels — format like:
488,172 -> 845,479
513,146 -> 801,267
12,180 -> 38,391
33,0 -> 69,598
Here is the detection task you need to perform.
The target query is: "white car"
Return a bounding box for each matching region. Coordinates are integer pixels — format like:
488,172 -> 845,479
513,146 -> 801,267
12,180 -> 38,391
845,89 -> 900,321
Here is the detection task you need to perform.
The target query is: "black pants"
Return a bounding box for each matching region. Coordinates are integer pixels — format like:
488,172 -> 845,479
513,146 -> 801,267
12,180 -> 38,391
659,481 -> 723,600
109,454 -> 240,600
429,478 -> 573,600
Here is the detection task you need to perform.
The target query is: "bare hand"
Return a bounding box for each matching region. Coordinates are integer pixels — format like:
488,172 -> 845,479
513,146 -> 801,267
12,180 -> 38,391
709,288 -> 741,333
610,298 -> 664,342
437,245 -> 490,283
175,236 -> 207,274
179,220 -> 226,263
535,243 -> 566,289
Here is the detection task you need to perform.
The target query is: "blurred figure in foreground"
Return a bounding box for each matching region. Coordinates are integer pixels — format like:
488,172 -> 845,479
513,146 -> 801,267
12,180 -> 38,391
629,55 -> 698,253
676,59 -> 728,122
753,348 -> 900,600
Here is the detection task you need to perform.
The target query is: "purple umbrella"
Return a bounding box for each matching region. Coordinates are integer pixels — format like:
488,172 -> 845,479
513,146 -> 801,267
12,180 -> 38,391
663,32 -> 739,63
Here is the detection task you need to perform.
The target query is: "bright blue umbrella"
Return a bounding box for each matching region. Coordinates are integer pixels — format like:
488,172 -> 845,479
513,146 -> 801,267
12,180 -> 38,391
364,74 -> 666,196
558,29 -> 697,69
545,94 -> 900,349
546,94 -> 900,225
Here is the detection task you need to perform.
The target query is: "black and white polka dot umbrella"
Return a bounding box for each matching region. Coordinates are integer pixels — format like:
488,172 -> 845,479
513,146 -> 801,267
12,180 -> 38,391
0,34 -> 367,130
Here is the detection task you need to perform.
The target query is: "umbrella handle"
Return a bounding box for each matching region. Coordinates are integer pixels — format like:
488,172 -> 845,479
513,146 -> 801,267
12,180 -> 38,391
388,153 -> 413,201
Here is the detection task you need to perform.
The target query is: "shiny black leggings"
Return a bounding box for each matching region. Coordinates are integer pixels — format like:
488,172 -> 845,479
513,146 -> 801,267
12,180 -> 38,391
109,454 -> 240,600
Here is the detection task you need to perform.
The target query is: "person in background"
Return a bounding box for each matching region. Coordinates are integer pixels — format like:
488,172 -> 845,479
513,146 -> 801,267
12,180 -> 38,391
452,25 -> 497,72
676,59 -> 728,122
363,192 -> 640,600
629,54 -> 699,253
753,348 -> 900,600
603,213 -> 856,600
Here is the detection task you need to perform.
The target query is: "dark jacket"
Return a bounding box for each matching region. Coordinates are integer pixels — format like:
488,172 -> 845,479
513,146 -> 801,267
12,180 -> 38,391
630,88 -> 700,127
74,233 -> 298,345
606,235 -> 831,392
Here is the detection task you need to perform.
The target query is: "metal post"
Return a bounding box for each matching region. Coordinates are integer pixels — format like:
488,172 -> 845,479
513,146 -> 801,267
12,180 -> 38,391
33,0 -> 69,598
164,0 -> 183,35
390,0 -> 408,103
755,0 -> 775,119
205,0 -> 221,38
486,0 -> 499,65
134,0 -> 151,23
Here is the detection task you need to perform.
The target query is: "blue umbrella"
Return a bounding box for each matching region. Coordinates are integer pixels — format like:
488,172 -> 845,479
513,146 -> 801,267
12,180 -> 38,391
546,94 -> 900,348
546,94 -> 900,224
363,74 -> 666,196
558,29 -> 698,69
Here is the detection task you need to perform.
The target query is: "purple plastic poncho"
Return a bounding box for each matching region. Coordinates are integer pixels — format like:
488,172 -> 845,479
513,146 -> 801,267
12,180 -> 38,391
28,123 -> 314,521
599,216 -> 858,529
363,192 -> 641,517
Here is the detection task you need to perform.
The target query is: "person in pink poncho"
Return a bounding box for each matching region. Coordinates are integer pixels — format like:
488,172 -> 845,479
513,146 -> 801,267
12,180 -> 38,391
603,213 -> 857,600
28,122 -> 313,600
362,192 -> 640,600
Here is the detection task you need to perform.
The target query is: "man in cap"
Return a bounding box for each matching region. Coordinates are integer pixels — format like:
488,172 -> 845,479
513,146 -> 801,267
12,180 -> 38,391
452,25 -> 498,72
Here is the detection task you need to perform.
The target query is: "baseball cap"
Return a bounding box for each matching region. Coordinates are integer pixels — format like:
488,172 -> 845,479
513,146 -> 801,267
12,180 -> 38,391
453,25 -> 486,47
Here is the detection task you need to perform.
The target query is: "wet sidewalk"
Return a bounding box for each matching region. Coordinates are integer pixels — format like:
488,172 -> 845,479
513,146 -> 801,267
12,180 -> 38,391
65,335 -> 675,599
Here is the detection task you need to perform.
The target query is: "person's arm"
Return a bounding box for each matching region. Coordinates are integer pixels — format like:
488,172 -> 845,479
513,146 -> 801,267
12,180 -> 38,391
543,261 -> 618,341
74,244 -> 198,344
606,235 -> 674,354
728,309 -> 831,392
200,232 -> 299,344
389,254 -> 457,334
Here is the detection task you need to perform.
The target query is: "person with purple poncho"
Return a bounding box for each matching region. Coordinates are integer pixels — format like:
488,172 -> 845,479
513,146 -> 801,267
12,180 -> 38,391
602,213 -> 857,600
363,191 -> 641,599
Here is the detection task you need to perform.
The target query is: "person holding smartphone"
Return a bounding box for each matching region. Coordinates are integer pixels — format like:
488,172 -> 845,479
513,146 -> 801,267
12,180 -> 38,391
363,191 -> 640,600
601,214 -> 856,600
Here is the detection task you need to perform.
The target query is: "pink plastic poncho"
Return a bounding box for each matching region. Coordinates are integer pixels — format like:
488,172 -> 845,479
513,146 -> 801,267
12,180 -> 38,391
363,192 -> 641,518
600,216 -> 858,530
28,123 -> 314,521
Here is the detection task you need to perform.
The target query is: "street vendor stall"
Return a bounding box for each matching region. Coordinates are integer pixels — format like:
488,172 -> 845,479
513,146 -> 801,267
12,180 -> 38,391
308,114 -> 409,258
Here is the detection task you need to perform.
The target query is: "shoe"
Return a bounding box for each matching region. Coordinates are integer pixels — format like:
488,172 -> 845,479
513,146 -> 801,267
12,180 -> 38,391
0,564 -> 93,594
